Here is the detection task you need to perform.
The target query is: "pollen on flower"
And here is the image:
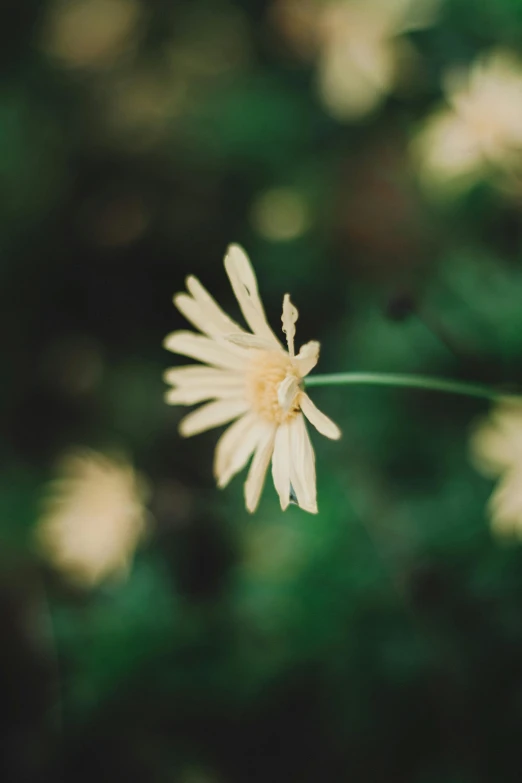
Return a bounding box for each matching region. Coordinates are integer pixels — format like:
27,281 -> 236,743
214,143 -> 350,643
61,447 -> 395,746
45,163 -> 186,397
245,350 -> 301,424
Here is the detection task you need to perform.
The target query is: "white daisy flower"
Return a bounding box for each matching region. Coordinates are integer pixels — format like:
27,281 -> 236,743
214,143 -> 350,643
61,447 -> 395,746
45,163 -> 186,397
36,450 -> 148,586
470,400 -> 522,539
163,244 -> 341,514
413,49 -> 522,193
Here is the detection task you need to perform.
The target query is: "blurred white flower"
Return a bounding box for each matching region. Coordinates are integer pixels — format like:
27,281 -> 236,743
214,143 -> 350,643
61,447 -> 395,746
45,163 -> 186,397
41,0 -> 142,70
413,50 -> 522,194
37,450 -> 148,586
470,400 -> 522,539
164,244 -> 340,514
273,0 -> 438,120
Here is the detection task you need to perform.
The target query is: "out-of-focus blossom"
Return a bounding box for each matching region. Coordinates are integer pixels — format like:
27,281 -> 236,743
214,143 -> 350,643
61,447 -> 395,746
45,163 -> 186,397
41,0 -> 142,70
413,50 -> 522,194
36,450 -> 148,586
470,400 -> 522,539
273,0 -> 438,120
164,244 -> 341,514
250,187 -> 310,242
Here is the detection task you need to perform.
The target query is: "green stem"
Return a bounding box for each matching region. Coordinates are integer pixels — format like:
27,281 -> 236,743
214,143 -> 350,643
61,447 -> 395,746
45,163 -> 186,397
304,372 -> 513,402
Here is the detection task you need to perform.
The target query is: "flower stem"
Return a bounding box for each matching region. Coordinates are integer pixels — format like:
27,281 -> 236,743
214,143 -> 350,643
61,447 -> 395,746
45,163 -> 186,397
304,372 -> 512,402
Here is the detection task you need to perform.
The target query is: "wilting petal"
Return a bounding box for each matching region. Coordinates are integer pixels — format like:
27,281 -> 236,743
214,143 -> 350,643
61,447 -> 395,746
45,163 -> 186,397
281,294 -> 298,356
185,275 -> 246,336
214,413 -> 266,487
179,398 -> 249,437
293,341 -> 320,377
288,414 -> 317,514
300,393 -> 341,440
164,331 -> 248,371
271,422 -> 291,510
244,425 -> 277,512
277,375 -> 299,413
224,244 -> 282,347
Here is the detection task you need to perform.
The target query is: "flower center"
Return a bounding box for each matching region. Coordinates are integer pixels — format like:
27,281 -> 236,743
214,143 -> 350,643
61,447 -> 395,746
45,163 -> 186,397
245,351 -> 301,425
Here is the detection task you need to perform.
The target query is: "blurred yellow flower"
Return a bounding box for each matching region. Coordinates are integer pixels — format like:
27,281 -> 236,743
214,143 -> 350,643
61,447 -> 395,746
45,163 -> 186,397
164,244 -> 340,514
470,400 -> 522,539
273,0 -> 438,120
413,50 -> 522,194
36,450 -> 148,586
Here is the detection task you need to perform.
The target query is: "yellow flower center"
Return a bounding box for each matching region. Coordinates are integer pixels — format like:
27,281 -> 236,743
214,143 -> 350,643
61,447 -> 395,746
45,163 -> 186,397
245,351 -> 301,425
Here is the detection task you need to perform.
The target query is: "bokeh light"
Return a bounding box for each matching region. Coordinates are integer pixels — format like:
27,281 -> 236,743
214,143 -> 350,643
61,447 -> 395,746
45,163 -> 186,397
250,187 -> 310,241
413,49 -> 522,195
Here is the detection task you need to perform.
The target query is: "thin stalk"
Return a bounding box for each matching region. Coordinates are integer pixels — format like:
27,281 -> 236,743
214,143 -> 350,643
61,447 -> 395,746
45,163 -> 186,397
304,372 -> 514,402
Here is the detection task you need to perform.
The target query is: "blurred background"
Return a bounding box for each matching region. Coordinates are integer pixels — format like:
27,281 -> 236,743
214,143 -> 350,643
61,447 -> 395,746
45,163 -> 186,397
5,0 -> 522,781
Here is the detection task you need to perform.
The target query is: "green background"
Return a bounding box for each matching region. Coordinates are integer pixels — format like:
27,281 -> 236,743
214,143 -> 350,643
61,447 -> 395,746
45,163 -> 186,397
3,0 -> 522,780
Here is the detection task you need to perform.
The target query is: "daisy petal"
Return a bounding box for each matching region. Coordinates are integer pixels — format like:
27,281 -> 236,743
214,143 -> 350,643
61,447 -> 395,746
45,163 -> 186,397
271,422 -> 291,510
289,414 -> 317,514
163,366 -> 242,387
224,244 -> 281,347
293,341 -> 320,377
164,331 -> 247,370
244,426 -> 277,513
277,375 -> 299,413
214,413 -> 265,488
173,293 -> 218,339
174,295 -> 248,355
165,383 -> 244,405
281,294 -> 298,356
186,275 -> 246,336
300,393 -> 341,440
179,398 -> 249,437
224,333 -> 278,351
